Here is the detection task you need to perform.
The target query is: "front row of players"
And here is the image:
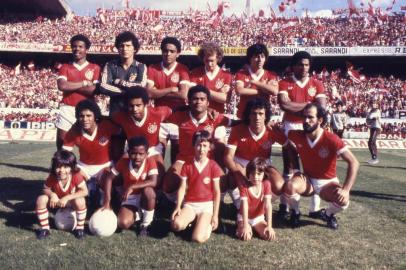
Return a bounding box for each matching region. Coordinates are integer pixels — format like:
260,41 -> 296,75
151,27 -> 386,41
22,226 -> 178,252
36,86 -> 359,242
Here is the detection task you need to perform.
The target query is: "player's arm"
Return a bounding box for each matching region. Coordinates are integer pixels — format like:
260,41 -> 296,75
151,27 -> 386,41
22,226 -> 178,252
239,196 -> 252,241
99,63 -> 123,96
277,92 -> 307,113
124,174 -> 158,200
224,146 -> 241,174
57,78 -> 96,96
209,85 -> 228,103
58,182 -> 88,208
235,80 -> 259,96
146,84 -> 178,98
338,149 -> 359,204
264,195 -> 276,241
250,79 -> 279,96
172,177 -> 187,220
211,177 -> 221,230
43,185 -> 59,208
101,171 -> 116,209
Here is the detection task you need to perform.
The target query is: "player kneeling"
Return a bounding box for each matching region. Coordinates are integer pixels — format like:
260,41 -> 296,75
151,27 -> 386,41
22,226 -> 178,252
236,158 -> 276,241
171,130 -> 222,243
35,150 -> 88,240
102,136 -> 157,236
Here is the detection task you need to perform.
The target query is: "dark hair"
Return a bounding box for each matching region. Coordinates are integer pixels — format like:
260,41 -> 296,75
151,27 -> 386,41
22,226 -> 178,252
115,31 -> 140,51
246,43 -> 269,62
160,37 -> 181,52
303,102 -> 327,125
50,150 -> 77,176
335,100 -> 344,107
197,42 -> 224,63
128,136 -> 149,150
290,51 -> 312,67
187,84 -> 211,101
245,157 -> 267,180
70,34 -> 91,49
192,130 -> 211,146
75,99 -> 101,123
125,86 -> 149,105
242,97 -> 271,125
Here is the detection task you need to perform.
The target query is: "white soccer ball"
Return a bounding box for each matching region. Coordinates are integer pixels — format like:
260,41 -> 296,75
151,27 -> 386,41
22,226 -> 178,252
89,209 -> 117,237
54,208 -> 77,231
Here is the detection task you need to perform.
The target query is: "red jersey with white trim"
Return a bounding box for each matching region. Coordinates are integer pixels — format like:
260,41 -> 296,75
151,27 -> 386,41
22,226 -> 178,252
279,76 -> 326,123
288,130 -> 347,179
112,157 -> 158,195
166,111 -> 229,161
239,180 -> 272,219
45,171 -> 85,198
63,120 -> 120,165
235,67 -> 278,118
190,67 -> 232,113
180,159 -> 223,203
147,62 -> 190,108
113,106 -> 171,146
58,62 -> 100,106
227,124 -> 286,161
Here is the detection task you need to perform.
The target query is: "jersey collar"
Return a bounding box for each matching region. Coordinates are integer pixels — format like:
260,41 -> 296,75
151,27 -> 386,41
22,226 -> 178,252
131,107 -> 148,127
58,175 -> 72,193
248,183 -> 262,199
248,66 -> 264,81
292,75 -> 310,88
129,158 -> 146,179
73,61 -> 89,71
189,111 -> 208,127
193,158 -> 209,174
306,129 -> 324,149
205,66 -> 220,81
248,126 -> 266,142
161,62 -> 178,76
82,126 -> 98,141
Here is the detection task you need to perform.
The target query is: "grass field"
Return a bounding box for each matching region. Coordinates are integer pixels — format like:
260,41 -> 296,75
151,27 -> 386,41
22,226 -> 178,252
0,142 -> 405,269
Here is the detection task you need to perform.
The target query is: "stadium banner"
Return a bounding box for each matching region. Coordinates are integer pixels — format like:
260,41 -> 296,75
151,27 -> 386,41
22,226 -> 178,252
269,46 -> 406,57
0,129 -> 56,142
345,131 -> 405,140
343,139 -> 406,149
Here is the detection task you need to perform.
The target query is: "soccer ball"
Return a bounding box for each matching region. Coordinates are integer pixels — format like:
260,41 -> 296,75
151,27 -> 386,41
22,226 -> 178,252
89,209 -> 117,237
54,208 -> 77,231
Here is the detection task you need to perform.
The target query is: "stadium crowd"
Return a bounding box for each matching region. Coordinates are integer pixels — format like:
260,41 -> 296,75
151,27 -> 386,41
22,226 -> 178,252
0,11 -> 405,46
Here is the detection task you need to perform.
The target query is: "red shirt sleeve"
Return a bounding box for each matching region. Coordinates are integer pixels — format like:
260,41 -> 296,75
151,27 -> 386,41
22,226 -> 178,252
239,185 -> 248,199
58,64 -> 69,80
211,160 -> 224,179
92,64 -> 101,81
180,163 -> 189,179
72,172 -> 85,187
227,126 -> 239,147
269,127 -> 287,145
154,106 -> 173,121
263,180 -> 272,196
62,129 -> 77,149
44,175 -> 55,189
178,65 -> 190,83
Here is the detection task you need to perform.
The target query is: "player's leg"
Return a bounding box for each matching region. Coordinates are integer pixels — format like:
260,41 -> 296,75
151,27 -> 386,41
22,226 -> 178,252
139,187 -> 156,235
162,160 -> 184,203
55,104 -> 75,150
152,154 -> 165,189
117,205 -> 137,230
35,195 -> 50,239
368,128 -> 380,164
191,212 -> 213,243
319,182 -> 349,229
266,166 -> 285,196
235,220 -> 253,241
71,197 -> 87,239
171,205 -> 196,232
252,220 -> 270,240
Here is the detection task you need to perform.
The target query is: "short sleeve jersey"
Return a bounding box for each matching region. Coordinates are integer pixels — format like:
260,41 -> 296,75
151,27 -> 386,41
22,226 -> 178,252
58,62 -> 100,106
180,159 -> 223,203
45,171 -> 85,198
63,120 -> 120,165
278,76 -> 326,123
190,67 -> 232,113
235,67 -> 278,118
147,62 -> 190,108
166,111 -> 229,161
239,180 -> 272,219
288,130 -> 347,179
112,157 -> 158,195
227,124 -> 286,162
113,106 -> 172,147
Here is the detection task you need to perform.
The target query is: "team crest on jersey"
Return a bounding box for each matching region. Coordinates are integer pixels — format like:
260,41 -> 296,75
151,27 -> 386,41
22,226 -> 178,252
204,125 -> 213,133
215,79 -> 224,90
288,86 -> 293,90
261,141 -> 272,150
171,72 -> 180,83
85,69 -> 94,81
147,123 -> 158,134
240,138 -> 247,142
244,78 -> 250,83
129,73 -> 138,82
318,147 -> 329,158
203,177 -> 211,185
307,87 -> 317,97
99,136 -> 109,146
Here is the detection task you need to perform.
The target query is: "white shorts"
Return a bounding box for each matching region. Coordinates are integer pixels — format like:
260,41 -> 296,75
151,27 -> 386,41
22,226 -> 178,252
283,121 -> 303,137
184,201 -> 213,215
121,194 -> 141,208
237,214 -> 265,226
310,177 -> 340,194
160,123 -> 179,140
148,144 -> 164,157
77,161 -> 111,180
214,126 -> 227,142
55,104 -> 76,131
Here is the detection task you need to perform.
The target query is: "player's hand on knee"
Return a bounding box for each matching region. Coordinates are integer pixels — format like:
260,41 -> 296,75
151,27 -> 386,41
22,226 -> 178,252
122,188 -> 132,202
336,188 -> 350,206
211,216 -> 218,231
264,226 -> 276,241
57,197 -> 68,208
171,207 -> 181,221
50,194 -> 59,208
241,225 -> 252,241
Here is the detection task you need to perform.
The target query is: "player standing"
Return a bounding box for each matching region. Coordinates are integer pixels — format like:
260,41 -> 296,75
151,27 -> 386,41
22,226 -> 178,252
277,51 -> 327,220
283,103 -> 359,229
366,101 -> 381,165
331,101 -> 348,138
56,34 -> 100,150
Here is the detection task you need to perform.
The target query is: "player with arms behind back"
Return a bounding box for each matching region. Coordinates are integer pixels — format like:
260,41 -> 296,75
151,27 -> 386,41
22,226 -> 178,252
35,150 -> 88,240
171,130 -> 222,243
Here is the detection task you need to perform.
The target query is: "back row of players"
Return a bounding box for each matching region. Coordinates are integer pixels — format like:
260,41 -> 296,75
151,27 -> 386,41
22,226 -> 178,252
35,32 -> 359,242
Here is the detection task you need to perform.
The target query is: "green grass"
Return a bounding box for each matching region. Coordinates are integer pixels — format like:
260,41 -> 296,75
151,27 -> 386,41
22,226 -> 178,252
0,143 -> 405,269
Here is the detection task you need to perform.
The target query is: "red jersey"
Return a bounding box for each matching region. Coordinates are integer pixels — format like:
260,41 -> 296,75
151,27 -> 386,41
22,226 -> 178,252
113,106 -> 172,147
235,66 -> 278,118
227,124 -> 286,163
45,171 -> 86,198
288,130 -> 347,179
279,76 -> 326,123
58,61 -> 100,106
180,159 -> 223,203
190,66 -> 232,113
63,120 -> 120,165
112,157 -> 158,195
147,62 -> 190,108
239,180 -> 272,219
166,111 -> 229,162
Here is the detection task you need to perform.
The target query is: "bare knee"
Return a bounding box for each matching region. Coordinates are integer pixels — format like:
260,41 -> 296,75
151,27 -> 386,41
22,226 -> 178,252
192,233 -> 209,244
72,197 -> 86,210
171,217 -> 186,232
36,195 -> 49,208
118,217 -> 134,230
